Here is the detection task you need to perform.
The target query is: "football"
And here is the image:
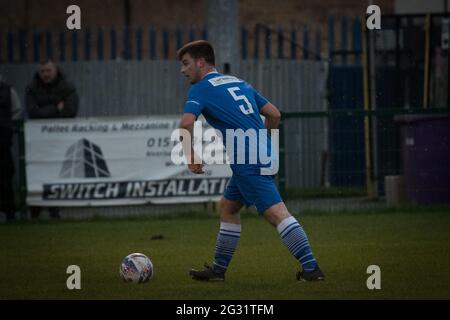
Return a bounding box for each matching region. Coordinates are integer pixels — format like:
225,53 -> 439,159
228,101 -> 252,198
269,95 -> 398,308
119,253 -> 154,283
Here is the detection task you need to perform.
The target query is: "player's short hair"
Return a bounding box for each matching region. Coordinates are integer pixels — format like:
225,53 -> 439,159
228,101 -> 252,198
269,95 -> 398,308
177,40 -> 215,66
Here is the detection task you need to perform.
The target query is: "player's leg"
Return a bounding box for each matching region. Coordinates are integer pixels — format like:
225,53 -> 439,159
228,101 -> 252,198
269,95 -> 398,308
219,196 -> 242,224
236,174 -> 324,281
190,176 -> 246,281
189,197 -> 243,281
211,197 -> 243,272
263,202 -> 324,281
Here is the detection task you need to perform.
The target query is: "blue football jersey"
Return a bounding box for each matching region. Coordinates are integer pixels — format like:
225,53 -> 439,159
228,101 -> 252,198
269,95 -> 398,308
183,72 -> 275,175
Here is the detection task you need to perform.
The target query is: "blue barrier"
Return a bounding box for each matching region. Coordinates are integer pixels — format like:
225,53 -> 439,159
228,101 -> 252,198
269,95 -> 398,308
303,26 -> 309,60
33,32 -> 41,62
149,28 -> 156,60
1,17 -> 363,62
84,29 -> 91,60
97,28 -> 104,60
136,28 -> 143,60
71,31 -> 77,61
290,29 -> 297,60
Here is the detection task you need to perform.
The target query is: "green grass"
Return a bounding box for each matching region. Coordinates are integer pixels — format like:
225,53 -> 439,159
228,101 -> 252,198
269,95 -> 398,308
1,210 -> 450,300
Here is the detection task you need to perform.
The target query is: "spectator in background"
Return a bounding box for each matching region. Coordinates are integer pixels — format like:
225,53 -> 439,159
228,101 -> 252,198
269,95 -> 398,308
25,59 -> 79,219
0,74 -> 23,222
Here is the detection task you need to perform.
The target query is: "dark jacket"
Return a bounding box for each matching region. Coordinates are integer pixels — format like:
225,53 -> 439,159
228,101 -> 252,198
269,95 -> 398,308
25,71 -> 79,119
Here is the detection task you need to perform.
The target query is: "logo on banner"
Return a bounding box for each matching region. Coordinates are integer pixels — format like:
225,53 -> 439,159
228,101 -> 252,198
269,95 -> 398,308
60,138 -> 110,178
44,138 -> 229,201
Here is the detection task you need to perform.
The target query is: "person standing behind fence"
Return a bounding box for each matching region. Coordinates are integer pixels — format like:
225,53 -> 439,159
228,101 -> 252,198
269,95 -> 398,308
0,75 -> 23,222
25,59 -> 79,219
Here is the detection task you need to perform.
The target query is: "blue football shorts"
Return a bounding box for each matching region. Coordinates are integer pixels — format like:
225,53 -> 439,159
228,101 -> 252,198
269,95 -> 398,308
223,173 -> 283,214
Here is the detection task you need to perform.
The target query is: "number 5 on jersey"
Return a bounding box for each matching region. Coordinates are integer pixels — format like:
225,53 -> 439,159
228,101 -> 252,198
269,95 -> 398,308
227,87 -> 255,115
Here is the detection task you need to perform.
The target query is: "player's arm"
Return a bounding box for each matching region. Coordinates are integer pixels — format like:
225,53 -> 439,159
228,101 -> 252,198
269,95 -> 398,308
260,102 -> 281,131
179,113 -> 204,174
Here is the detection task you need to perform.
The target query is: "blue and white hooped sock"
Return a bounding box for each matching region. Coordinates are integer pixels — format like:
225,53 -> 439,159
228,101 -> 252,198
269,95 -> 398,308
213,222 -> 241,272
277,216 -> 318,272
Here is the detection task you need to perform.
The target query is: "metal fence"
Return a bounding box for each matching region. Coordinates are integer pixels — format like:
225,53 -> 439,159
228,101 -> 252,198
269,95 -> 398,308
5,108 -> 448,222
0,60 -> 328,117
0,15 -> 365,63
279,108 -> 450,211
1,54 -> 449,221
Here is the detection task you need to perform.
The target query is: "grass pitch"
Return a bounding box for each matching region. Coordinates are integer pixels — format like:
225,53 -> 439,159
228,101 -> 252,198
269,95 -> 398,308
1,209 -> 449,300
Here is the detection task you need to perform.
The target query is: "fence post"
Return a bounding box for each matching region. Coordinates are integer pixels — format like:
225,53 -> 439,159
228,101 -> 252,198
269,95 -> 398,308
241,26 -> 248,59
278,116 -> 286,197
136,28 -> 143,60
45,30 -> 52,60
189,26 -> 196,42
303,26 -> 309,60
124,26 -> 131,60
315,29 -> 322,61
17,120 -> 27,219
97,28 -> 104,60
254,25 -> 260,59
7,32 -> 14,63
265,26 -> 271,59
110,28 -> 117,60
328,15 -> 335,63
352,17 -> 362,64
423,14 -> 431,109
59,32 -> 65,62
71,31 -> 78,61
277,26 -> 284,59
33,31 -> 41,63
361,17 -> 375,200
291,28 -> 297,60
19,30 -> 27,62
149,28 -> 156,59
163,29 -> 169,59
341,16 -> 348,64
176,27 -> 183,50
207,0 -> 239,73
84,29 -> 91,60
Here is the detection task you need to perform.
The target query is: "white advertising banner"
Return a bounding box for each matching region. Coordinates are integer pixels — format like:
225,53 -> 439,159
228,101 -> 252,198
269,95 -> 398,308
25,116 -> 232,206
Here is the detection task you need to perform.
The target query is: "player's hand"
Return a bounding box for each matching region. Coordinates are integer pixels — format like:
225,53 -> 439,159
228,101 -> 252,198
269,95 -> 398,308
57,101 -> 64,111
188,153 -> 204,174
188,163 -> 204,174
